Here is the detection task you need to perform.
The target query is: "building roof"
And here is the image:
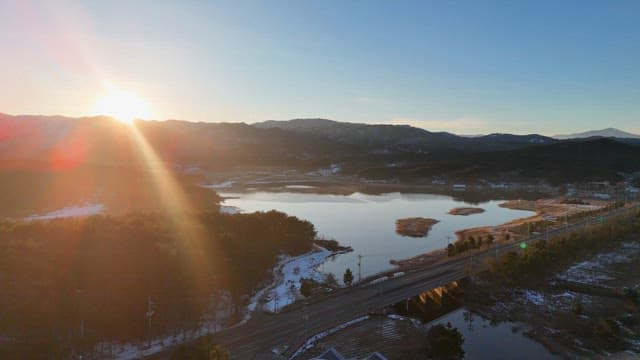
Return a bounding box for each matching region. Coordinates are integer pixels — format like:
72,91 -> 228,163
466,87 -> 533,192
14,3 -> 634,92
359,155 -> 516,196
364,352 -> 388,360
313,347 -> 346,360
311,347 -> 388,360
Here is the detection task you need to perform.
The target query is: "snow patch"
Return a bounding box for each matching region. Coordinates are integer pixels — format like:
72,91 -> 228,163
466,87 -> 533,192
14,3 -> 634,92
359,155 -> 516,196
219,205 -> 240,214
285,185 -> 316,189
522,290 -> 545,305
387,314 -> 422,327
288,315 -> 369,359
25,203 -> 104,221
263,248 -> 331,313
557,242 -> 640,285
551,292 -> 576,299
202,181 -> 235,189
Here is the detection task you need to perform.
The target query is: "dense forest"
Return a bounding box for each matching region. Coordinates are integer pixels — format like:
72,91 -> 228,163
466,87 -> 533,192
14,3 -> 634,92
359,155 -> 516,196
358,138 -> 640,184
0,211 -> 316,357
0,165 -> 220,218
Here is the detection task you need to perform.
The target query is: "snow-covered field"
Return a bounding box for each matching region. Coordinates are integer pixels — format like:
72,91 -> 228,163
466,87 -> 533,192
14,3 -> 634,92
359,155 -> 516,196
24,203 -> 105,221
557,242 -> 640,285
262,247 -> 331,313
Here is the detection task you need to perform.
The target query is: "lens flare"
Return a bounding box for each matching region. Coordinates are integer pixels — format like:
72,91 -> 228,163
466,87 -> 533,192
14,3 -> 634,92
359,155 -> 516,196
92,90 -> 151,123
126,124 -> 217,295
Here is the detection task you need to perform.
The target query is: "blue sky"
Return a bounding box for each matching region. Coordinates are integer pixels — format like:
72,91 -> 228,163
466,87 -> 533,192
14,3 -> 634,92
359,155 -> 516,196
0,0 -> 638,135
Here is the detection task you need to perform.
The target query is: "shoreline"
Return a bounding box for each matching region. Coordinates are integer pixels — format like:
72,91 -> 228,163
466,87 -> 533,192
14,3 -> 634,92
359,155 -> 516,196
464,240 -> 640,358
392,197 -> 611,270
204,172 -> 555,201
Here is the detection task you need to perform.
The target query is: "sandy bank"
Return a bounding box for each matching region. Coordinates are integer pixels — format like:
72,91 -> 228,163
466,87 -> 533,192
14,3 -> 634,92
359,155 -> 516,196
448,207 -> 485,216
395,217 -> 439,237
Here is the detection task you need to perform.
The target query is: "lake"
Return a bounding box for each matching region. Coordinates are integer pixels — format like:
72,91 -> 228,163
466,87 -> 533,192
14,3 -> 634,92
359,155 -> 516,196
221,191 -> 535,281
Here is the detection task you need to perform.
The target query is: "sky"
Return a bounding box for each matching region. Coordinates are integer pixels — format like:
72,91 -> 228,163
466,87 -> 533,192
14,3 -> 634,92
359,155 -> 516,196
0,0 -> 639,135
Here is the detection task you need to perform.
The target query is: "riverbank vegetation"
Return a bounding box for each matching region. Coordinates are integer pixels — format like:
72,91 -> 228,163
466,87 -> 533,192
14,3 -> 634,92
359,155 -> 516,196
464,209 -> 640,356
484,209 -> 640,285
0,210 -> 316,357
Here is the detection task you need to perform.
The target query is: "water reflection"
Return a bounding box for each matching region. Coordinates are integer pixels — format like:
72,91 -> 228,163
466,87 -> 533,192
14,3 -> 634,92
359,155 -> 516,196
426,308 -> 557,360
392,283 -> 557,360
221,191 -> 536,280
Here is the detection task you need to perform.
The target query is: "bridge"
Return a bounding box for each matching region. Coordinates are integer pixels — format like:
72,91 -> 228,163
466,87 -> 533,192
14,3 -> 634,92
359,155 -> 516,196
206,204 -> 639,359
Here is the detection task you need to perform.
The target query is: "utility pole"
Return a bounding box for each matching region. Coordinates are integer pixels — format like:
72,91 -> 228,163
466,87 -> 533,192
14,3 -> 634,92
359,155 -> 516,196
357,254 -> 363,283
274,291 -> 279,313
146,297 -> 155,348
546,226 -> 549,241
302,300 -> 309,341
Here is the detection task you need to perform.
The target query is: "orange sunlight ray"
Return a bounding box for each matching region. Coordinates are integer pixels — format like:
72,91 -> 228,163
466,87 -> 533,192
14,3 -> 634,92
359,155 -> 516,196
127,123 -> 217,295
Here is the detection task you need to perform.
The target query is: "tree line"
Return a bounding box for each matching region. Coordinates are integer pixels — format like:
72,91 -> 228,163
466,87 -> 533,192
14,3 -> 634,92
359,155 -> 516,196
484,210 -> 640,285
0,210 -> 316,357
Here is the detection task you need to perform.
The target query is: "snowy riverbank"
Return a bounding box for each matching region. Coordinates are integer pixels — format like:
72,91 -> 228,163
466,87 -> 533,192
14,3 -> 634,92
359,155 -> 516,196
24,203 -> 105,221
258,247 -> 332,313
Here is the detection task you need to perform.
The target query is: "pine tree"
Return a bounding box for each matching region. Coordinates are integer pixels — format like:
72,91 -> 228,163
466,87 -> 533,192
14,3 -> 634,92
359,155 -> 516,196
343,268 -> 354,286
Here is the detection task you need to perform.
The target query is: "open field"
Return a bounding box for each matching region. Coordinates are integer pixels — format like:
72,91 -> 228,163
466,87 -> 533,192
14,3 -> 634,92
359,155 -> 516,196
455,197 -> 609,244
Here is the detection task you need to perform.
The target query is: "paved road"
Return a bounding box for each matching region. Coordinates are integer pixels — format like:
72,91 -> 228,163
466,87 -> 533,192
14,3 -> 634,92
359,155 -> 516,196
200,204 -> 640,359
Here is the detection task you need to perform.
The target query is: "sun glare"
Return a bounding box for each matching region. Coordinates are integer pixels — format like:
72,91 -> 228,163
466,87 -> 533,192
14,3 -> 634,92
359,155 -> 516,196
92,90 -> 151,123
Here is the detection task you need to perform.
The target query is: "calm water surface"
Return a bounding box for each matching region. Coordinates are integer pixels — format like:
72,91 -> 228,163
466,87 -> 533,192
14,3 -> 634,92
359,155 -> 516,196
427,308 -> 557,359
221,192 -> 535,280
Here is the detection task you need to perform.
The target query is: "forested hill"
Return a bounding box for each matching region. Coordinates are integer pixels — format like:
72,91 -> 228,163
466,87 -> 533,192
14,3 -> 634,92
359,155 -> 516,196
0,114 -> 358,217
1,113 -> 639,192
0,113 -> 358,170
359,138 -> 640,184
255,118 -> 557,153
0,211 -> 316,357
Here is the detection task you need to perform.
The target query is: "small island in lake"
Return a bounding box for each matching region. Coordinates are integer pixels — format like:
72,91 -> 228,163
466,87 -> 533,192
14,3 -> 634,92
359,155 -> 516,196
448,207 -> 485,216
395,217 -> 439,237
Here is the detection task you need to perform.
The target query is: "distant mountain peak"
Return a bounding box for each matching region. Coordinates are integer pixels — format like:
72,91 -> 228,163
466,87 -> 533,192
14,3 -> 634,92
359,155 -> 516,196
553,128 -> 640,140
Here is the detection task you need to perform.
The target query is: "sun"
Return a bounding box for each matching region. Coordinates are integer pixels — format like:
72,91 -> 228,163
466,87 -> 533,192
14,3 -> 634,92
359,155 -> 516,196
92,90 -> 152,123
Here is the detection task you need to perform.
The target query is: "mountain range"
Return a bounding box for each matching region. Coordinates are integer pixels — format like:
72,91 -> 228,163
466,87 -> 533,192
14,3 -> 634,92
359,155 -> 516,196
553,127 -> 640,140
255,118 -> 556,153
0,113 -> 639,190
